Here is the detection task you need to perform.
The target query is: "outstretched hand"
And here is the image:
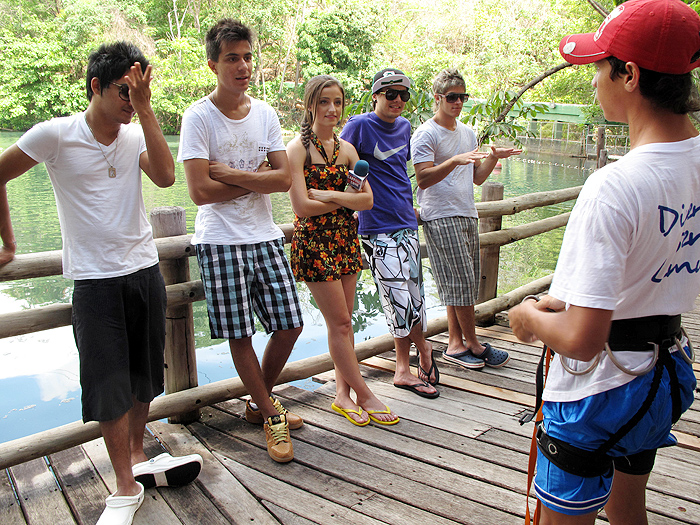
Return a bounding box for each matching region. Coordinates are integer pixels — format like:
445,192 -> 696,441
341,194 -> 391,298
453,148 -> 488,166
489,146 -> 523,159
125,62 -> 153,115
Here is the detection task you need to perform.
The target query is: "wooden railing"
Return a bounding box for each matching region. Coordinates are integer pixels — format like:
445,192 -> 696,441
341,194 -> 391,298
0,184 -> 581,469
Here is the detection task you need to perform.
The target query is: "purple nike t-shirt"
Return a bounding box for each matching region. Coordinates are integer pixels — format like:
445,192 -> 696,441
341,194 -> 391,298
340,112 -> 418,235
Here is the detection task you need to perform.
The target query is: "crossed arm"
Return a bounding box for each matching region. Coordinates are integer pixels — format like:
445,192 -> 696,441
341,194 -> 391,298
184,149 -> 291,206
287,137 -> 372,218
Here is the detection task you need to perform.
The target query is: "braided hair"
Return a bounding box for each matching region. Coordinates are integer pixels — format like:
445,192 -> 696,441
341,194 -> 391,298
300,75 -> 346,166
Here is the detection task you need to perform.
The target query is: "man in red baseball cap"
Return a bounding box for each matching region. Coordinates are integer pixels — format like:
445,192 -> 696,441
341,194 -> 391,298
509,1 -> 700,523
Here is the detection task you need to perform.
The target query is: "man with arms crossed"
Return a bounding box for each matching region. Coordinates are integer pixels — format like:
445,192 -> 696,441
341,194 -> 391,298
509,1 -> 700,522
412,68 -> 519,371
0,42 -> 201,525
179,19 -> 303,463
341,68 -> 438,399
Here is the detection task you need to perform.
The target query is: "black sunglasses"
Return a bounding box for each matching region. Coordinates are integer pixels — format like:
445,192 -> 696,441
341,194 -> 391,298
441,92 -> 469,103
110,82 -> 130,101
379,88 -> 411,102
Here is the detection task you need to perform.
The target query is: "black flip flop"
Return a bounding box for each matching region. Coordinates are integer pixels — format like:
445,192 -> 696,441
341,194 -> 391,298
418,354 -> 440,386
393,381 -> 440,399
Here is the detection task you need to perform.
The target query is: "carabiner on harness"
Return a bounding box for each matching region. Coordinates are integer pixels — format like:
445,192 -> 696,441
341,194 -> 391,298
675,327 -> 695,365
605,342 -> 658,376
559,352 -> 600,375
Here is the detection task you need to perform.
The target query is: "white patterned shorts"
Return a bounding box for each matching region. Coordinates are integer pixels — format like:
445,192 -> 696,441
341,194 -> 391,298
361,228 -> 427,338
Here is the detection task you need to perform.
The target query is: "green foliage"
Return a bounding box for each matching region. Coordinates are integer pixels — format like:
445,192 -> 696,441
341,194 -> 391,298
0,35 -> 86,130
150,38 -> 213,133
465,91 -> 549,145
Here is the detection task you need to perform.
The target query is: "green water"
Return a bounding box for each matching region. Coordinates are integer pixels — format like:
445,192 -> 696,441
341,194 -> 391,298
0,131 -> 593,441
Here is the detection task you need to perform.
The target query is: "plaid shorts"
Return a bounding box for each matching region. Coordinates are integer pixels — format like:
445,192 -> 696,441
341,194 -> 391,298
422,216 -> 480,306
196,239 -> 303,339
361,228 -> 427,338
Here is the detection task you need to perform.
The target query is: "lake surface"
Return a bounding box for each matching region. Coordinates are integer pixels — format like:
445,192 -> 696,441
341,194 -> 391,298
0,131 -> 595,442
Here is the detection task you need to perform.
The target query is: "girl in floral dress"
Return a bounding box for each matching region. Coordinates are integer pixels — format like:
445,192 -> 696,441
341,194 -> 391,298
287,75 -> 398,425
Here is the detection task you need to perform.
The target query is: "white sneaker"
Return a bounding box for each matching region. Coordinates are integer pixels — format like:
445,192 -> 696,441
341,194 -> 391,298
96,482 -> 144,525
132,452 -> 202,489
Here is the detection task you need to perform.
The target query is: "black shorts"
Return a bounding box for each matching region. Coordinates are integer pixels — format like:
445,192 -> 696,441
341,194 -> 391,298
72,264 -> 166,423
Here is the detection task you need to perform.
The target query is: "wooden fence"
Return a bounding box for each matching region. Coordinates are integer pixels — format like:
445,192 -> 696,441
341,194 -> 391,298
0,184 -> 582,469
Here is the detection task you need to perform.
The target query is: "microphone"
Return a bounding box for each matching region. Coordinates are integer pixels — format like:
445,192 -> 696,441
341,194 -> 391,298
347,160 -> 369,191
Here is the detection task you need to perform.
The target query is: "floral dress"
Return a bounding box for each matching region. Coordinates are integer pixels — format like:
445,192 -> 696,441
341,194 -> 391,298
291,132 -> 363,282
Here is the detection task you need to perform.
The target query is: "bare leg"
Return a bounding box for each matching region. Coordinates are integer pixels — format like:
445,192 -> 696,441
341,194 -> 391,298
230,337 -> 279,419
408,323 -> 437,385
308,276 -> 395,422
540,505 -> 598,525
128,397 -> 150,466
259,326 -> 302,393
604,470 -> 650,525
100,412 -> 141,497
393,327 -> 437,396
445,304 -> 482,354
445,305 -> 468,354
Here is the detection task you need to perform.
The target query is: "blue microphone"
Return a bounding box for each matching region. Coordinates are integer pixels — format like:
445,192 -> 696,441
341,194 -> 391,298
347,160 -> 369,190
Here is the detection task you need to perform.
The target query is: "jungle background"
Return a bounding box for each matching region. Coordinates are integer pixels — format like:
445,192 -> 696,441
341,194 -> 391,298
1,0 -> 699,137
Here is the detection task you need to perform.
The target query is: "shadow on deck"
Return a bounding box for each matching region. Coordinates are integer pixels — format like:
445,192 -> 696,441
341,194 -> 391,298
3,309 -> 699,524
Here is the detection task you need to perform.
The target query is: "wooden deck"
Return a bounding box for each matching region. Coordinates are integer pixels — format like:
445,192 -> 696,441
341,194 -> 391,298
2,310 -> 699,524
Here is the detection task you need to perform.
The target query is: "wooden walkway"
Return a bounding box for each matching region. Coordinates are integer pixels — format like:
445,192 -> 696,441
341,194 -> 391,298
2,311 -> 699,524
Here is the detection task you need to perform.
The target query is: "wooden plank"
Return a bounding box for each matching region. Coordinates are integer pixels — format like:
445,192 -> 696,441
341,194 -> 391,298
208,402 -> 534,520
210,448 -> 385,525
49,446 -> 109,525
262,502 -> 319,525
148,420 -> 280,525
234,390 -> 531,492
193,421 -> 482,525
0,468 -> 25,525
10,458 -> 76,524
362,355 -> 536,407
81,437 -> 182,525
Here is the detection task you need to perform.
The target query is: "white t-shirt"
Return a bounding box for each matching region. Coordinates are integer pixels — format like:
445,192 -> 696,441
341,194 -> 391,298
178,97 -> 286,245
544,136 -> 700,402
411,119 -> 478,221
16,113 -> 157,280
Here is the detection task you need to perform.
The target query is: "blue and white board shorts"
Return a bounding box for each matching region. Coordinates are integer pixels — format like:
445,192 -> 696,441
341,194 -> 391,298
535,348 -> 696,516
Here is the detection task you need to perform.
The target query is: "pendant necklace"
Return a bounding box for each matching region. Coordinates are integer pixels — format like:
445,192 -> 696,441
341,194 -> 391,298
85,115 -> 119,178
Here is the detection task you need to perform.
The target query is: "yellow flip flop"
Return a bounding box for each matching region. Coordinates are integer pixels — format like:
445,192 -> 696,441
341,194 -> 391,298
365,405 -> 400,425
331,402 -> 370,426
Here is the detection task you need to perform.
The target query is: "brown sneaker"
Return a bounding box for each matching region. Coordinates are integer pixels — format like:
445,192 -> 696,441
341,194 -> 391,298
264,414 -> 293,463
246,396 -> 303,429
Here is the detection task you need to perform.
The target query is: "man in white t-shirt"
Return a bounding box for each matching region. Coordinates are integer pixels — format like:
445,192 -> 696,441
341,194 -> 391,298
509,1 -> 700,523
412,68 -> 520,372
178,19 -> 303,464
0,42 -> 201,525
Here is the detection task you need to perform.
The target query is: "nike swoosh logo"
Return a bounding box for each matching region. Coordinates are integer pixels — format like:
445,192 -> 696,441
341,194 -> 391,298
373,143 -> 406,161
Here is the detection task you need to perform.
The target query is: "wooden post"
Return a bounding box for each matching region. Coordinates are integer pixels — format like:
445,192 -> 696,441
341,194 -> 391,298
477,182 -> 504,325
597,149 -> 609,169
150,206 -> 199,424
596,126 -> 606,165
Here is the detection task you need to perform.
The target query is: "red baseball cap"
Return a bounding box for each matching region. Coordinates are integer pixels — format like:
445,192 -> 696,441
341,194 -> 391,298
559,0 -> 700,74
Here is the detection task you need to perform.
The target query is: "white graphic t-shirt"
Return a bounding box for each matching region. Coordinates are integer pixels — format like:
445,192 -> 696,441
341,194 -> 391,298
178,97 -> 286,245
